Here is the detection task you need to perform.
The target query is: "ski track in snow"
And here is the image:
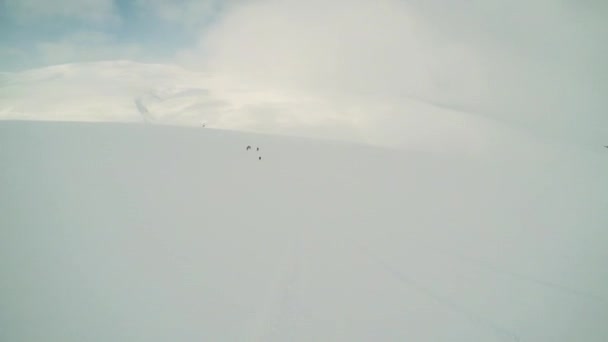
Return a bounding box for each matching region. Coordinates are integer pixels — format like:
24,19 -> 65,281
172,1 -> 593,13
352,242 -> 522,342
345,230 -> 608,341
270,229 -> 302,340
244,226 -> 302,341
435,248 -> 608,308
360,237 -> 608,309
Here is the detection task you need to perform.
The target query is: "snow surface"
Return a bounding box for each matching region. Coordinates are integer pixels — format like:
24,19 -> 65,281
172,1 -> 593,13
1,121 -> 607,341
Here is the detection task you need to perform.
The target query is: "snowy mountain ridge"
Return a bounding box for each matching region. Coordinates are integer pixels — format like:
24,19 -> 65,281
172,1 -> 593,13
0,60 -> 578,157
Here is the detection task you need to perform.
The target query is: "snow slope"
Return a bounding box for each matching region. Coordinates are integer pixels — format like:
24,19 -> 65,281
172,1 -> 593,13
1,121 -> 607,341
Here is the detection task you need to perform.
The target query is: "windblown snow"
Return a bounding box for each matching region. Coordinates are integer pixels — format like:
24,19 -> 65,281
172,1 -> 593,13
1,120 -> 607,341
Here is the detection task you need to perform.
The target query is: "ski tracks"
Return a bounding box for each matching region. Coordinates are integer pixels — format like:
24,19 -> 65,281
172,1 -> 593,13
244,228 -> 302,342
347,235 -> 608,341
351,241 -> 522,342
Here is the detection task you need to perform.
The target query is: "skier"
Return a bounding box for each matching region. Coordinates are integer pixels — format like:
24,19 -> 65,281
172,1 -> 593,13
246,145 -> 251,151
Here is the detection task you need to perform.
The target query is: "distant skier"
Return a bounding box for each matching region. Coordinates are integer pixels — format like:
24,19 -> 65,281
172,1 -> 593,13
256,147 -> 259,151
259,156 -> 262,160
246,145 -> 251,151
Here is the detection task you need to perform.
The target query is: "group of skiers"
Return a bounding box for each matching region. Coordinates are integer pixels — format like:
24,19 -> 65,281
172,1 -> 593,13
246,145 -> 262,160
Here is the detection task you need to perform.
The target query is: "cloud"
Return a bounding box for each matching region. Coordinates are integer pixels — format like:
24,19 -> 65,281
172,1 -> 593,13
173,0 -> 506,148
133,0 -> 246,29
35,32 -> 142,65
180,0 -> 606,144
0,47 -> 28,69
4,0 -> 119,24
188,0 -> 485,104
408,0 -> 608,138
1,0 -> 604,146
135,0 -> 217,28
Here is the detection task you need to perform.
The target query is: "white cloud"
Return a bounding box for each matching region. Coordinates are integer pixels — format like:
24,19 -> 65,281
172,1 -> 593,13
35,32 -> 142,65
173,0 -> 496,148
179,0 -> 606,144
4,0 -> 119,24
410,0 -> 608,135
188,0 -> 486,105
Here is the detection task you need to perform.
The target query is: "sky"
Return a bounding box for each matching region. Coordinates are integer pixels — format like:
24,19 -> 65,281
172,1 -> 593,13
0,0 -> 606,144
0,0 -> 230,68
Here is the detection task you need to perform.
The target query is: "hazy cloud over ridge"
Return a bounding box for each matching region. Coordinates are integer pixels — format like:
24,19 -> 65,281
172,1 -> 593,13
184,0 -> 606,143
0,0 -> 606,144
